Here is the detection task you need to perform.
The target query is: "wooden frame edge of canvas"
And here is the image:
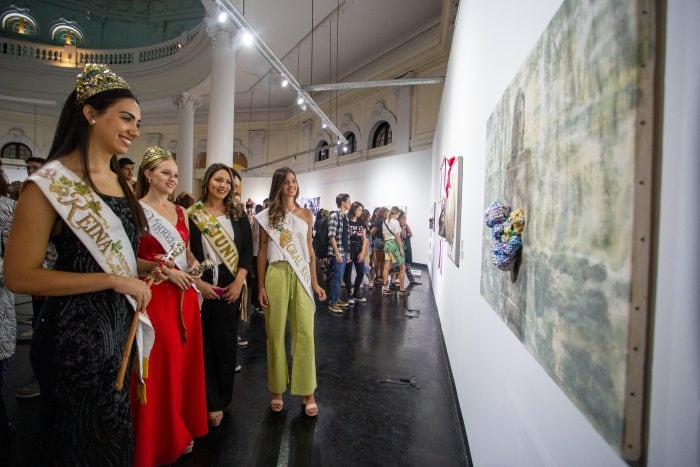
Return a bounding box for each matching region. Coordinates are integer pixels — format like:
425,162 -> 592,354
621,0 -> 657,460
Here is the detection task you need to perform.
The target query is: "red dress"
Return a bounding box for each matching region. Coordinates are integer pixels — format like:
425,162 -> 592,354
131,207 -> 208,466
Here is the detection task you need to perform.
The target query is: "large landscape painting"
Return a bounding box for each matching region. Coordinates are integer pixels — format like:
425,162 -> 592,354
480,0 -> 656,459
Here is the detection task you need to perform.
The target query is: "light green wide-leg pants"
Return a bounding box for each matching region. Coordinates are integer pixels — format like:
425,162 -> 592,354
265,261 -> 317,395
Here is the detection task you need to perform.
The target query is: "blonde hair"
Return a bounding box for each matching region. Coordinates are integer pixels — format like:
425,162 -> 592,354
136,147 -> 174,198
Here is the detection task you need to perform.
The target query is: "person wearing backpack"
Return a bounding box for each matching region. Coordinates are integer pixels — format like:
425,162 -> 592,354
312,209 -> 330,286
327,194 -> 352,313
382,206 -> 408,296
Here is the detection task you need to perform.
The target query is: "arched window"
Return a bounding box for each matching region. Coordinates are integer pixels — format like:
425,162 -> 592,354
372,121 -> 392,148
232,151 -> 248,170
317,140 -> 329,161
1,9 -> 38,37
194,152 -> 207,169
342,132 -> 356,155
50,21 -> 85,46
1,142 -> 32,160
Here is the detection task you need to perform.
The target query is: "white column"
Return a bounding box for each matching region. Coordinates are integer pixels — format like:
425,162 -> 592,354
394,85 -> 413,154
175,92 -> 200,194
206,24 -> 240,167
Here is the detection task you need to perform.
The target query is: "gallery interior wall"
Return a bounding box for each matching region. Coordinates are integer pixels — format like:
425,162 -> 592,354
242,148 -> 433,266
431,0 -> 699,466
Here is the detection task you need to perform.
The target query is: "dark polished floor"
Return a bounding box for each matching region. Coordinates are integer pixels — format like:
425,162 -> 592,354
4,267 -> 470,466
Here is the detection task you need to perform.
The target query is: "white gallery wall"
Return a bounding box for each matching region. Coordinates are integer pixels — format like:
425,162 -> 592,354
241,148 -> 433,265
431,0 -> 699,466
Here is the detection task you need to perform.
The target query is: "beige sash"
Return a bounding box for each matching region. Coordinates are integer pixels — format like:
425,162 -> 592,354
29,160 -> 154,383
188,202 -> 239,274
188,201 -> 247,318
256,209 -> 314,302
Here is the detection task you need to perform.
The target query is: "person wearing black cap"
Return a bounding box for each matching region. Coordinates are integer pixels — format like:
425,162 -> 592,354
119,157 -> 136,190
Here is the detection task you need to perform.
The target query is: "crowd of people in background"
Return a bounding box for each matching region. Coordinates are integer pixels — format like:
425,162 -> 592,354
0,63 -> 419,465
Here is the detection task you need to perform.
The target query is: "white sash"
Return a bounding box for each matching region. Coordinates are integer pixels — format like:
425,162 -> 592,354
139,202 -> 188,272
256,209 -> 314,302
30,160 -> 154,382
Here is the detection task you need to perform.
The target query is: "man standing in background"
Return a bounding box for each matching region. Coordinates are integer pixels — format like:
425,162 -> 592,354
327,193 -> 351,314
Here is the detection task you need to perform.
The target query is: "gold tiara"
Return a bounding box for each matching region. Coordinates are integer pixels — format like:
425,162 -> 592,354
141,146 -> 173,168
75,64 -> 130,103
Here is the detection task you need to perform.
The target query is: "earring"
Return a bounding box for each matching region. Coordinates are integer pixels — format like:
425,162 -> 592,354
147,178 -> 152,183
90,119 -> 96,125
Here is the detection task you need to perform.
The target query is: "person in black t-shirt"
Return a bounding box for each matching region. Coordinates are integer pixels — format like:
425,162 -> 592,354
343,202 -> 369,304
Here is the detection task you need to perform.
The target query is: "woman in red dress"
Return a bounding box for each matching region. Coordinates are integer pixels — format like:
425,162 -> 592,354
130,147 -> 208,466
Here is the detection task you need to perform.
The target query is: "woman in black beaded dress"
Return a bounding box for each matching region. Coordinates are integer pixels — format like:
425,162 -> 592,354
5,65 -> 153,465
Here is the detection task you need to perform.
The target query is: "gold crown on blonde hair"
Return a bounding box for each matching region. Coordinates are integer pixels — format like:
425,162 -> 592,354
75,64 -> 130,103
141,146 -> 173,168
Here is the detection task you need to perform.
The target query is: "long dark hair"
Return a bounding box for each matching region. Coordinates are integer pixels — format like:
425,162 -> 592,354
199,163 -> 244,220
48,88 -> 147,233
0,168 -> 8,197
348,201 -> 363,220
268,166 -> 298,227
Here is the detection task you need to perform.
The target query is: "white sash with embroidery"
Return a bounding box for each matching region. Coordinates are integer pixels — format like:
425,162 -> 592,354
139,202 -> 188,272
30,160 -> 154,383
256,209 -> 314,302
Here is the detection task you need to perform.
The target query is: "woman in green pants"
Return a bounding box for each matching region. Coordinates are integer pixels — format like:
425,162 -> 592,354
256,167 -> 326,417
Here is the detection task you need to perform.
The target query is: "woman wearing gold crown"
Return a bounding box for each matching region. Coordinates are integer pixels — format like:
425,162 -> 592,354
5,64 -> 153,465
130,147 -> 209,465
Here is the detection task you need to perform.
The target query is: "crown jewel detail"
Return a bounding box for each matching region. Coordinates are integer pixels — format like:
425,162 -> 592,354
141,147 -> 173,168
75,64 -> 130,102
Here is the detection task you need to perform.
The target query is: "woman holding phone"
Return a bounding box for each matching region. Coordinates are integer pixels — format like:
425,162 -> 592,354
188,163 -> 252,427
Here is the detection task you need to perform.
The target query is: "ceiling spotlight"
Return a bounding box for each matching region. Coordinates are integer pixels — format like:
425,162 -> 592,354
281,77 -> 289,87
321,121 -> 327,129
300,103 -> 307,111
343,145 -> 349,153
218,11 -> 227,23
241,30 -> 254,46
296,94 -> 305,106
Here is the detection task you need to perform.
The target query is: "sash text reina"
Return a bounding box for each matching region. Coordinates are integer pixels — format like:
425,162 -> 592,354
66,198 -> 112,253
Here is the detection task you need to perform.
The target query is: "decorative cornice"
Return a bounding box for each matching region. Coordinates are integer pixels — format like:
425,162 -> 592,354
174,92 -> 202,109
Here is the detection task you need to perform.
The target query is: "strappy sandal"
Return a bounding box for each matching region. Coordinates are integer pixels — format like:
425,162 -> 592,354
270,398 -> 284,413
301,396 -> 318,418
398,290 -> 410,296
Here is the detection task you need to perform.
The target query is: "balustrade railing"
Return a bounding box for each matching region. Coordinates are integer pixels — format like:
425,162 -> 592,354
1,23 -> 204,68
1,40 -> 64,63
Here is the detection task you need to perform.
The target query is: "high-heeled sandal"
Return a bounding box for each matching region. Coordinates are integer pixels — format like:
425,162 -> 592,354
270,398 -> 284,413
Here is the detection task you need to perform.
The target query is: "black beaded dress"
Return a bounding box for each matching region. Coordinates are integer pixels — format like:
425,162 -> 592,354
30,194 -> 138,466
